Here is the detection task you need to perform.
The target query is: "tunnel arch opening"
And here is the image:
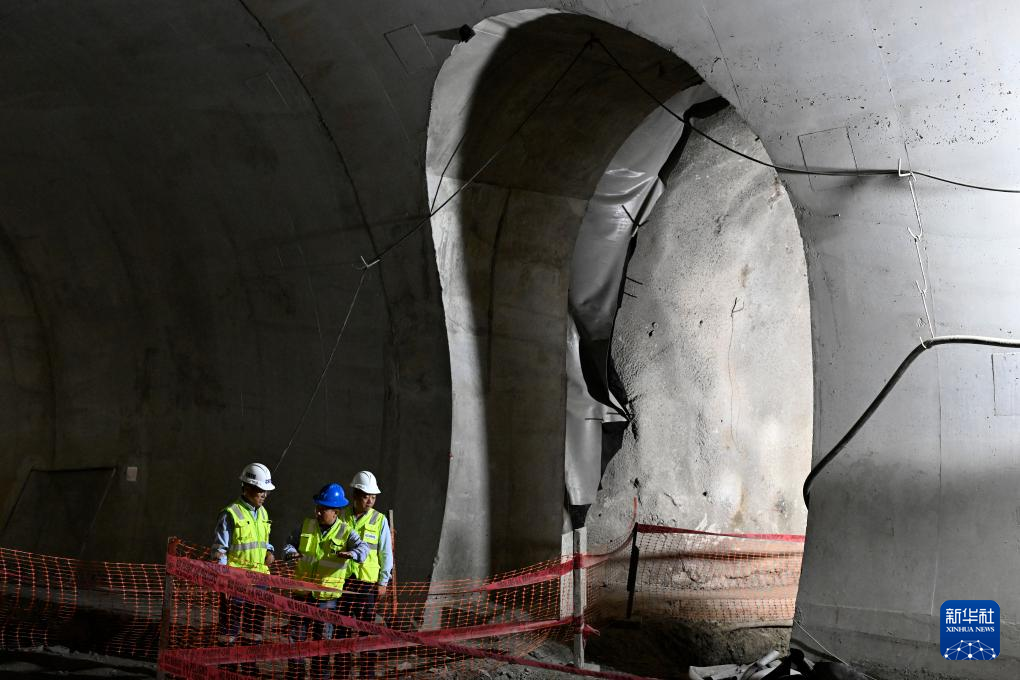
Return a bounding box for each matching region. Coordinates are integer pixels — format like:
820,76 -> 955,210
425,9 -> 812,592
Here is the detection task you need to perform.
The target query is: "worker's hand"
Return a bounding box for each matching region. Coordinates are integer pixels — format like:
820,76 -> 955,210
264,552 -> 276,566
284,550 -> 300,562
378,584 -> 388,598
337,551 -> 354,560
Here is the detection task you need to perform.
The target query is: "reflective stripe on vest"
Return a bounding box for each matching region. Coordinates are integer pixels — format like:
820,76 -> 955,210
343,508 -> 385,583
294,517 -> 353,600
224,501 -> 271,574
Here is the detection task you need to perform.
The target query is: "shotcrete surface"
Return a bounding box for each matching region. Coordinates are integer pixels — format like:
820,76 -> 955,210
589,107 -> 812,544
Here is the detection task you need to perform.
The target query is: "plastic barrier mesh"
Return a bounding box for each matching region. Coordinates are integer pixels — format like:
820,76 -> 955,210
0,546 -> 164,658
0,523 -> 803,678
590,525 -> 804,625
159,539 -> 606,679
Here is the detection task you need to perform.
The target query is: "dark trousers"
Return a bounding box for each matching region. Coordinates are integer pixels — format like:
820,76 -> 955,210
287,595 -> 340,680
218,594 -> 266,675
335,580 -> 378,678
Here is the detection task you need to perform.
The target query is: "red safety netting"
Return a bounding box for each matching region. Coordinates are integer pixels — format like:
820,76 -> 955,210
588,525 -> 804,624
0,520 -> 803,679
160,539 -> 608,679
0,546 -> 164,658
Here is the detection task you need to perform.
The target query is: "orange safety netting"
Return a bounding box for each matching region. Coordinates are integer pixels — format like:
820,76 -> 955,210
589,525 -> 804,625
0,546 -> 164,658
0,522 -> 803,678
159,537 -> 632,679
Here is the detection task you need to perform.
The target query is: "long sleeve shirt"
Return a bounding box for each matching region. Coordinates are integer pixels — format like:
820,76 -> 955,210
211,498 -> 274,565
374,516 -> 394,586
282,521 -> 369,563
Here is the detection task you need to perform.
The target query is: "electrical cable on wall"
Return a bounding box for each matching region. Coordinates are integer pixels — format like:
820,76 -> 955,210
802,335 -> 1020,506
277,40 -> 598,471
588,37 -> 1020,193
360,38 -> 597,270
366,35 -> 1020,270
289,34 -> 1020,474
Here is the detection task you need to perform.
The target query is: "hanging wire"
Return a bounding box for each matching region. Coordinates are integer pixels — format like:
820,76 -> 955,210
277,31 -> 1020,473
360,38 -> 596,269
793,620 -> 881,680
280,40 -> 597,470
589,38 -> 1020,192
362,35 -> 1020,270
274,268 -> 368,472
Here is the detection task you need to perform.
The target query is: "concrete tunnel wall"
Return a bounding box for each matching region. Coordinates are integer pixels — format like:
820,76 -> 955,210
3,1 -> 1020,678
426,10 -> 716,579
0,0 -> 452,576
425,6 -> 1020,676
427,10 -> 812,579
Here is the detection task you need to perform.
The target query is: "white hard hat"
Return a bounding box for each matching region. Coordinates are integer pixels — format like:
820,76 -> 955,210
350,470 -> 381,495
239,462 -> 275,491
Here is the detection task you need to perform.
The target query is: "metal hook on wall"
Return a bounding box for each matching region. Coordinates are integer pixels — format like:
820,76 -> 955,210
898,159 -> 923,241
898,159 -> 935,341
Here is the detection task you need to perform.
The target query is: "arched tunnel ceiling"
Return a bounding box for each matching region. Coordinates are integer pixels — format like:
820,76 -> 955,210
4,2 -> 1020,677
426,11 -> 701,197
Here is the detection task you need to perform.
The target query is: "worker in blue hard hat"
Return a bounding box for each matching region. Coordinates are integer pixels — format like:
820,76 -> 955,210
283,483 -> 368,680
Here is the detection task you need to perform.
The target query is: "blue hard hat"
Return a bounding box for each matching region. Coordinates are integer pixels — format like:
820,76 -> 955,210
312,482 -> 349,509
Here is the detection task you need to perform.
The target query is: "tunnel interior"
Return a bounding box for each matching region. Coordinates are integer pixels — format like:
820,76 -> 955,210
9,3 -> 1018,679
0,2 -> 813,596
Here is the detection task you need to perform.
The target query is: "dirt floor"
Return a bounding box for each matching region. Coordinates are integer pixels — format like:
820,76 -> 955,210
0,618 -> 791,679
0,647 -> 155,678
441,618 -> 791,680
584,619 -> 791,679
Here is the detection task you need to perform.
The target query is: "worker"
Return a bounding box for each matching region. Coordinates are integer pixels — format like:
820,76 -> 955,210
211,462 -> 276,673
283,483 -> 368,680
335,470 -> 393,679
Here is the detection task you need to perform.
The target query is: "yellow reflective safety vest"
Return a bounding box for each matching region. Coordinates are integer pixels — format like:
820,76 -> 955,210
294,517 -> 356,600
342,508 -> 385,583
224,500 -> 271,574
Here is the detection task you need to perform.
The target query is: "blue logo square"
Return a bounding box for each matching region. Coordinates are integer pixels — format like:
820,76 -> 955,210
940,600 -> 999,660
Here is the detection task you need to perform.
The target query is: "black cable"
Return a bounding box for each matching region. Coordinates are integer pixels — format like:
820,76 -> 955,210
281,38 -> 591,470
802,335 -> 1020,506
589,38 -> 1020,192
274,268 -> 368,472
913,169 -> 1020,194
361,38 -> 596,268
588,39 -> 895,180
586,40 -> 1020,506
364,36 -> 1020,269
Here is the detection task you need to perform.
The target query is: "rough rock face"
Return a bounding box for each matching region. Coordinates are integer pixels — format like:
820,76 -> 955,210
589,107 -> 812,544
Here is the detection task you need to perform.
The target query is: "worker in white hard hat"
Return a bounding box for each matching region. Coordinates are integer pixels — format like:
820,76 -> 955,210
211,462 -> 277,670
335,470 -> 393,679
